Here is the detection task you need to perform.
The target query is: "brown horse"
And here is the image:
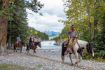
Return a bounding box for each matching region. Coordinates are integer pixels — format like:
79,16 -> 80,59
14,41 -> 24,53
26,41 -> 41,54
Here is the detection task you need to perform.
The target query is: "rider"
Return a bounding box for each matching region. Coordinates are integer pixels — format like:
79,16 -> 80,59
29,35 -> 34,47
65,24 -> 78,54
68,25 -> 78,45
33,36 -> 38,42
16,36 -> 21,44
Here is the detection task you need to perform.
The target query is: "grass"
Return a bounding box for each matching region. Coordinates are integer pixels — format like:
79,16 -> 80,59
33,64 -> 43,70
83,54 -> 105,63
0,64 -> 44,70
94,58 -> 105,62
36,64 -> 43,68
0,64 -> 31,70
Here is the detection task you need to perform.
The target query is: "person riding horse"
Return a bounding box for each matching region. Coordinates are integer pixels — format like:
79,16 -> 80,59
14,36 -> 23,52
29,36 -> 38,47
27,36 -> 41,53
29,36 -> 34,47
65,24 -> 78,54
16,36 -> 21,44
61,25 -> 94,64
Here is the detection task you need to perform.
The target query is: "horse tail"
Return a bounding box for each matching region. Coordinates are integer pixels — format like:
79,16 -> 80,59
61,42 -> 67,57
26,44 -> 29,51
14,43 -> 17,50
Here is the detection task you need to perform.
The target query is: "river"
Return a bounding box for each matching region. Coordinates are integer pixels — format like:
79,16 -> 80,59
38,40 -> 61,50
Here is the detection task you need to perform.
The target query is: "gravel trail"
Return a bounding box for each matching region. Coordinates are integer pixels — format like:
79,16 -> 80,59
0,48 -> 105,70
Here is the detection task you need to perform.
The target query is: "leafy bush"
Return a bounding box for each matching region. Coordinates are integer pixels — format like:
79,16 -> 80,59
95,51 -> 105,59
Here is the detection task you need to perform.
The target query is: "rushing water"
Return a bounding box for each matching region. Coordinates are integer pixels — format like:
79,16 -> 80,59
38,40 -> 61,50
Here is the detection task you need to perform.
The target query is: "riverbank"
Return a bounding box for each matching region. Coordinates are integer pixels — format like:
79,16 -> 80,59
0,49 -> 105,70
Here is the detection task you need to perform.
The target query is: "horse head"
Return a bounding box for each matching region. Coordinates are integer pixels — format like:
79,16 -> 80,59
36,41 -> 41,48
86,42 -> 94,57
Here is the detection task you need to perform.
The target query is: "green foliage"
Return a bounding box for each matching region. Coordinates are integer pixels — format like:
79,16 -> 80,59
25,0 -> 43,12
0,64 -> 30,70
55,0 -> 105,58
28,27 -> 49,41
95,51 -> 105,59
7,0 -> 28,43
53,26 -> 68,41
5,0 -> 43,44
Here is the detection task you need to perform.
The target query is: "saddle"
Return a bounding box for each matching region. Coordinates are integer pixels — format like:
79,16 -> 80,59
65,47 -> 73,55
29,42 -> 35,48
65,38 -> 77,54
16,41 -> 21,44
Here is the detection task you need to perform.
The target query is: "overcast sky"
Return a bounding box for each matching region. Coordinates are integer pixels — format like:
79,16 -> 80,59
26,0 -> 66,33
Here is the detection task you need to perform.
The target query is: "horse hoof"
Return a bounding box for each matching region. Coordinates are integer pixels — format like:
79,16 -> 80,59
75,62 -> 78,65
61,60 -> 64,63
71,63 -> 74,66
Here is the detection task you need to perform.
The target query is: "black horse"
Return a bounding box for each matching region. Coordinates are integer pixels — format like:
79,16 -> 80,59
26,41 -> 41,54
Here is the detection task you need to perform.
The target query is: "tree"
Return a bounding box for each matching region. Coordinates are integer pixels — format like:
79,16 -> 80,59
28,27 -> 49,41
0,0 -> 43,54
56,0 -> 105,58
7,0 -> 28,45
0,0 -> 10,55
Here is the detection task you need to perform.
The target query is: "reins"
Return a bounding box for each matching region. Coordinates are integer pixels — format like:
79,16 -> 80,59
77,40 -> 81,48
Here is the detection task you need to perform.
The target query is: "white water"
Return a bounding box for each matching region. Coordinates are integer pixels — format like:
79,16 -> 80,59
38,40 -> 61,50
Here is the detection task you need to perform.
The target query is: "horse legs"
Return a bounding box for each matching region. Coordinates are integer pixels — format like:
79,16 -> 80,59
14,46 -> 17,52
26,45 -> 29,55
26,49 -> 29,55
20,46 -> 22,53
61,55 -> 65,63
69,54 -> 73,65
33,46 -> 37,53
33,48 -> 36,53
14,47 -> 15,52
78,53 -> 82,62
74,52 -> 80,65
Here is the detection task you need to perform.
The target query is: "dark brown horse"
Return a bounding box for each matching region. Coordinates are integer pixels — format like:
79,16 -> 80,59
26,41 -> 41,54
14,41 -> 24,53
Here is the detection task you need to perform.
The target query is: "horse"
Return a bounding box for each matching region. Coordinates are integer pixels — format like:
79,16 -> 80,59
26,41 -> 41,54
14,41 -> 24,53
61,40 -> 94,65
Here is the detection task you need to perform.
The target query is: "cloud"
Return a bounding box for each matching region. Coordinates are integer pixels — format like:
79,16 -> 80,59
39,0 -> 66,19
26,0 -> 66,33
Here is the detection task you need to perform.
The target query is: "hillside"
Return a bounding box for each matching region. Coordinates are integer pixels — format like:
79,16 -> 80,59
28,27 -> 49,40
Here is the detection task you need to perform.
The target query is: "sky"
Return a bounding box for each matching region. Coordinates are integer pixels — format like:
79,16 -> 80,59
26,0 -> 66,33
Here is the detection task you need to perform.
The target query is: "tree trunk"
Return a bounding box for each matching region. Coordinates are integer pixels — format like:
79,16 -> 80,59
0,0 -> 9,55
86,0 -> 92,42
0,17 -> 8,55
93,0 -> 98,43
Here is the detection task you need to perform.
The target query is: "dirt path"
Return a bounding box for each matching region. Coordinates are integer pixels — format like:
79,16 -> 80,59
0,49 -> 105,70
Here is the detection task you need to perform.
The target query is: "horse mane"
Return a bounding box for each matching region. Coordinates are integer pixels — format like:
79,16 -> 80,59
76,40 -> 88,48
77,40 -> 88,45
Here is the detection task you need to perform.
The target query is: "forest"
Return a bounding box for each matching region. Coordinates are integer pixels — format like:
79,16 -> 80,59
0,0 -> 48,52
0,0 -> 105,70
54,0 -> 105,58
0,0 -> 105,58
